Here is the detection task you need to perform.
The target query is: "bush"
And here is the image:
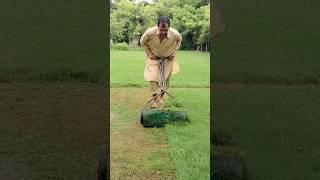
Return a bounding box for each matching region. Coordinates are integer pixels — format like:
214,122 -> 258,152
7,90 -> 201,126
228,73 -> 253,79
128,45 -> 144,51
112,42 -> 129,50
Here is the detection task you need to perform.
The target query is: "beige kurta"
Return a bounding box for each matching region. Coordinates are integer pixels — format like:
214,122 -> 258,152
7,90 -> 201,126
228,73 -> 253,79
140,26 -> 182,82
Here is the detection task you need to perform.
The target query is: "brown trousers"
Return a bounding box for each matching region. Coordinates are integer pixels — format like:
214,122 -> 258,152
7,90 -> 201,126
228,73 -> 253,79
149,73 -> 171,95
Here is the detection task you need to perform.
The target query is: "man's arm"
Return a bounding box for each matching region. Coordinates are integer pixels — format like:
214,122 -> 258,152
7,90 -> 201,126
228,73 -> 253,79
169,32 -> 182,60
140,29 -> 156,60
175,33 -> 182,51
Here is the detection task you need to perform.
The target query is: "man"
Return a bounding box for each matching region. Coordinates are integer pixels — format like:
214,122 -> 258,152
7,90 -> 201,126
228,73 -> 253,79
140,16 -> 182,108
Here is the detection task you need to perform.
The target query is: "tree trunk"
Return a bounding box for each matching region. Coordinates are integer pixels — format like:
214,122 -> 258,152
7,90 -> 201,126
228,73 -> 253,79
206,42 -> 208,51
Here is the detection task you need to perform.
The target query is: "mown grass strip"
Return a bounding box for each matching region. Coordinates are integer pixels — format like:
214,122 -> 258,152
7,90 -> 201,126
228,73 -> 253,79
165,88 -> 210,180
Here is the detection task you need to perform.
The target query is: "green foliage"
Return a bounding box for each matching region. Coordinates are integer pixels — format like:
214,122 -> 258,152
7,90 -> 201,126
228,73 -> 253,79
112,42 -> 129,50
110,1 -> 137,43
197,5 -> 210,44
110,0 -> 210,50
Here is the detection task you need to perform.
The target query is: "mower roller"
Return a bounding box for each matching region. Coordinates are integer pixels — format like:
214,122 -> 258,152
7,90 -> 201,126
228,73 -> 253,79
140,57 -> 188,127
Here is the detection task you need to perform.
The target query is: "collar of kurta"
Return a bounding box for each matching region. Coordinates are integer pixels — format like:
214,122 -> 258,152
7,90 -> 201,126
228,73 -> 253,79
156,27 -> 172,38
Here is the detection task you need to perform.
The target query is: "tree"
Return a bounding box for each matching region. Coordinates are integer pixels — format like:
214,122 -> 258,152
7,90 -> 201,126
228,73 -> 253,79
110,0 -> 210,51
196,5 -> 210,51
110,0 -> 137,43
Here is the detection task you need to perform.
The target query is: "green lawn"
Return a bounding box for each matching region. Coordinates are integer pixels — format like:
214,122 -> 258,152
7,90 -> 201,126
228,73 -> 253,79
111,50 -> 210,179
213,0 -> 320,179
165,88 -> 210,180
111,50 -> 210,88
110,88 -> 176,179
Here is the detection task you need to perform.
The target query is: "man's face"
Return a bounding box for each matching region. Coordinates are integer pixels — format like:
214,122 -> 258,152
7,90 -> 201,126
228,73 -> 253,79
158,23 -> 169,37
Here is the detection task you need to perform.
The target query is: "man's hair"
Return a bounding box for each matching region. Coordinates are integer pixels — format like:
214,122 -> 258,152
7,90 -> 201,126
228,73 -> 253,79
157,16 -> 170,27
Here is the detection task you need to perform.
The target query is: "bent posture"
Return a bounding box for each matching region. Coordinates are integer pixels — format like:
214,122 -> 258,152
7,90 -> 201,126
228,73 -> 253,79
140,16 -> 182,108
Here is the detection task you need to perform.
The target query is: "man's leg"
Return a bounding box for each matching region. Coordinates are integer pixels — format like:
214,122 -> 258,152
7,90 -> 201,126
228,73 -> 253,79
166,73 -> 171,90
159,72 -> 171,104
149,81 -> 159,108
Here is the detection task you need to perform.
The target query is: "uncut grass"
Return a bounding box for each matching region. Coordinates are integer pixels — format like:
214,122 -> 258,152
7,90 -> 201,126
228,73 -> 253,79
213,84 -> 320,180
213,0 -> 320,85
111,50 -> 210,88
165,88 -> 210,180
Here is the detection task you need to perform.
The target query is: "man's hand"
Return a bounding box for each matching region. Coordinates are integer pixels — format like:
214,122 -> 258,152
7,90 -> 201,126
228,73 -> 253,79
147,52 -> 157,60
168,51 -> 176,60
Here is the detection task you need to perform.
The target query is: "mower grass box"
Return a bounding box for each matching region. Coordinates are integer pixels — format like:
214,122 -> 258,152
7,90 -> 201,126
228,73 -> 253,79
141,99 -> 188,127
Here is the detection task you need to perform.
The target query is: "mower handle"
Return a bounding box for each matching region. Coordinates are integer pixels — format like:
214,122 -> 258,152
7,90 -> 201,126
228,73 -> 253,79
155,56 -> 170,60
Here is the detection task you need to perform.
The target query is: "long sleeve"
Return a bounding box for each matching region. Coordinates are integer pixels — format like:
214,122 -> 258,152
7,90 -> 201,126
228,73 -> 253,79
140,30 -> 149,47
175,32 -> 182,50
140,29 -> 153,54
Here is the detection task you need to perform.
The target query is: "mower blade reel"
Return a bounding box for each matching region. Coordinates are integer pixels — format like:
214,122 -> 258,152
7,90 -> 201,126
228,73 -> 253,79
141,109 -> 188,127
